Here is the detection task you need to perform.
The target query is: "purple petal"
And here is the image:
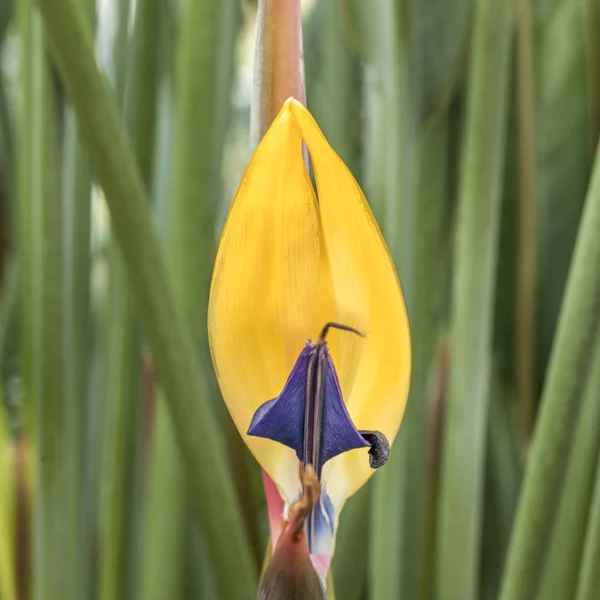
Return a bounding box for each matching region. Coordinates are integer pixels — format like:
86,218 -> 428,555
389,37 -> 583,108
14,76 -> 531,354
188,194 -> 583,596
319,352 -> 370,465
247,346 -> 314,460
247,342 -> 369,470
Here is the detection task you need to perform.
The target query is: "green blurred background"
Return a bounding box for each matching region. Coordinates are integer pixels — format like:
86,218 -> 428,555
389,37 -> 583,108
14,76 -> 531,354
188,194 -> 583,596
1,0 -> 600,599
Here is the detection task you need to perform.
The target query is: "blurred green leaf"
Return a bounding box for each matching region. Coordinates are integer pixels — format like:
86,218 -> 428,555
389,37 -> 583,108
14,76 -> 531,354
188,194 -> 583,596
141,0 -> 244,597
59,1 -> 93,596
35,0 -> 258,597
331,484 -> 370,600
0,78 -> 14,221
19,8 -> 77,599
493,65 -> 518,393
99,262 -> 140,600
99,1 -> 143,598
364,3 -> 456,600
536,326 -> 600,600
0,387 -> 15,600
535,0 -> 591,386
0,1 -> 12,38
411,114 -> 453,600
500,106 -> 600,600
366,2 -> 419,598
406,0 -> 473,121
575,414 -> 600,600
305,0 -> 362,177
2,0 -> 599,598
436,1 -> 513,599
141,398 -> 188,600
480,387 -> 522,600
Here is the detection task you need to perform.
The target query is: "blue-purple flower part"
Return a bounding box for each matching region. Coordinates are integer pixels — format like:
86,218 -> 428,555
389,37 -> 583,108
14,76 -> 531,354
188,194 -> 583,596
247,341 -> 370,476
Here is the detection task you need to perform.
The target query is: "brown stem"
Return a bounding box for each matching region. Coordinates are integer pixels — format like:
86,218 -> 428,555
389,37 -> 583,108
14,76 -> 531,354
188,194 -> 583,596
257,465 -> 324,599
288,464 -> 320,540
516,0 -> 538,447
251,0 -> 306,147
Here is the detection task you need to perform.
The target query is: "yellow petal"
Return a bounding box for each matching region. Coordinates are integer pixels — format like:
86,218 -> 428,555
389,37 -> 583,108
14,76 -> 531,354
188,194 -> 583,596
289,100 -> 411,508
208,103 -> 335,503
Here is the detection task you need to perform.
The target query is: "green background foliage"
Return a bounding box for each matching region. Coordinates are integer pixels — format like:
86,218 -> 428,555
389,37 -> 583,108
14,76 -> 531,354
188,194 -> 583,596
0,0 -> 599,599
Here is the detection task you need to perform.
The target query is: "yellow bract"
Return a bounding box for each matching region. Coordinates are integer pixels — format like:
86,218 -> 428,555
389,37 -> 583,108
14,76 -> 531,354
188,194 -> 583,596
208,98 -> 411,509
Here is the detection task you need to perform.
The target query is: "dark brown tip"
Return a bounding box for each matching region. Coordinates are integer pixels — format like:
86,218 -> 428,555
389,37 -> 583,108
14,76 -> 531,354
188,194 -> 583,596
317,322 -> 365,345
359,430 -> 390,468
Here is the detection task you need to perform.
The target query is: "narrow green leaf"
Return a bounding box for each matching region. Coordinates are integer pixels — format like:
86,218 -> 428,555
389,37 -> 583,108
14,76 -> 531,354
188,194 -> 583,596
493,65 -> 519,398
0,387 -> 15,600
420,340 -> 451,600
331,485 -> 369,600
515,0 -> 538,441
19,10 -> 73,600
364,3 -> 452,598
480,387 -> 522,600
17,0 -> 35,438
126,0 -> 161,185
367,2 -> 418,596
535,0 -> 591,382
583,0 -> 600,149
365,24 -> 456,600
109,0 -> 131,111
305,0 -> 362,176
35,0 -> 258,597
500,98 -> 600,600
0,0 -> 12,37
140,0 -> 242,597
575,420 -> 600,600
59,3 -> 93,596
99,265 -> 139,600
187,527 -> 220,599
0,262 -> 18,370
0,72 -> 14,219
98,1 -> 143,597
436,1 -> 513,599
536,326 -> 600,600
140,398 -> 187,600
406,0 -> 473,121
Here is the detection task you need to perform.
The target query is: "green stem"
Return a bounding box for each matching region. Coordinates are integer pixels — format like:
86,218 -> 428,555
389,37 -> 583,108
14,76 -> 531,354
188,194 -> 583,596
35,0 -> 257,596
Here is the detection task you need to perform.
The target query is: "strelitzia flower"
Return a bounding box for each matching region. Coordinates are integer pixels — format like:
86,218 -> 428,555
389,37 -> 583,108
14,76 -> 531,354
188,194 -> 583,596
208,98 -> 410,586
